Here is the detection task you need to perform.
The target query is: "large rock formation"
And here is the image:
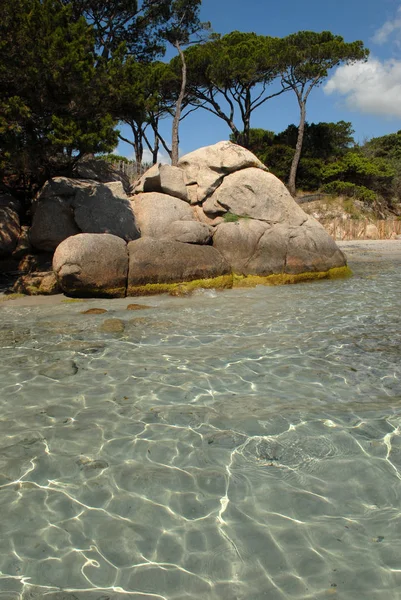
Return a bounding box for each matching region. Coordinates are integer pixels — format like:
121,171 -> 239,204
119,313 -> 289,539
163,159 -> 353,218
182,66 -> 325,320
49,141 -> 347,297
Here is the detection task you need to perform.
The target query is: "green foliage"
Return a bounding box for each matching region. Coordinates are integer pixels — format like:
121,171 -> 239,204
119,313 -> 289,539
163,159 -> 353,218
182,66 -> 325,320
279,30 -> 368,195
181,32 -> 284,146
60,0 -> 172,60
99,154 -> 131,164
0,0 -> 118,195
223,212 -> 240,222
322,152 -> 395,196
162,0 -> 207,46
244,122 -> 354,190
260,144 -> 294,181
363,131 -> 401,161
276,121 -> 354,159
296,157 -> 326,190
322,181 -> 377,204
111,58 -> 177,163
280,31 -> 369,86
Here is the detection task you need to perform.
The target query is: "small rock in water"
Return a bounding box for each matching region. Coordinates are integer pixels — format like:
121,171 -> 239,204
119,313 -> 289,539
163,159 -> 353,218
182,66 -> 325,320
99,318 -> 125,333
76,457 -> 109,470
39,360 -> 78,380
53,340 -> 105,354
126,303 -> 152,311
81,307 -> 108,314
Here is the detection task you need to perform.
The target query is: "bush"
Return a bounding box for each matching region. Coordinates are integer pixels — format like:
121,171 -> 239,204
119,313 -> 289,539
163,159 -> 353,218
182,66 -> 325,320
322,180 -> 377,204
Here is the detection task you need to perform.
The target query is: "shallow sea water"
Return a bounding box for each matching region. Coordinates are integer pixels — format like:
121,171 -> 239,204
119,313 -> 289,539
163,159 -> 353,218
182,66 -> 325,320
0,256 -> 401,600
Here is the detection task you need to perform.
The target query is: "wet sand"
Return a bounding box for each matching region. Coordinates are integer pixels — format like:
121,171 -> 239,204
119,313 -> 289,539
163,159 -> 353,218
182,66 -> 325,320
1,240 -> 400,308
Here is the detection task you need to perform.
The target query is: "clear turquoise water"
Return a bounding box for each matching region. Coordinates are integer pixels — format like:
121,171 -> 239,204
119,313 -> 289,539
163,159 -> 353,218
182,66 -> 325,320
0,255 -> 401,600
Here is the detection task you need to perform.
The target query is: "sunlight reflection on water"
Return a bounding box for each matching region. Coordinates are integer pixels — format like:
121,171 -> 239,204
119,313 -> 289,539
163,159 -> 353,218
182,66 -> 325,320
0,257 -> 401,600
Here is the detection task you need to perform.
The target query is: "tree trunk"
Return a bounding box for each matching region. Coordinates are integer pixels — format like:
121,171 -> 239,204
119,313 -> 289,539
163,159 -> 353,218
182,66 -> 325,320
171,41 -> 187,166
133,128 -> 143,166
242,88 -> 251,148
288,100 -> 306,197
152,133 -> 160,165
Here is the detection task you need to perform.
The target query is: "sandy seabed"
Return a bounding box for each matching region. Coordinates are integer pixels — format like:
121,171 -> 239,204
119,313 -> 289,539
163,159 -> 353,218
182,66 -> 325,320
1,240 -> 400,308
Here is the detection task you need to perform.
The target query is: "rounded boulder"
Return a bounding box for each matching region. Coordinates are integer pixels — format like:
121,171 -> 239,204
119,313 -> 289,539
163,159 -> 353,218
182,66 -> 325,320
53,233 -> 128,297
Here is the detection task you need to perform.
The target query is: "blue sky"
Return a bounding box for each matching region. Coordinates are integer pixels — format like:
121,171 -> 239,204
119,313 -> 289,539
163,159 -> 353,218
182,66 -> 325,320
117,0 -> 401,161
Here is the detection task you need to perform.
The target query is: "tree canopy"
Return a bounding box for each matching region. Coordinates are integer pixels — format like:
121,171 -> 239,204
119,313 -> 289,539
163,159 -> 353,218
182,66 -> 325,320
279,31 -> 369,195
59,0 -> 172,60
0,0 -> 117,196
180,31 -> 286,147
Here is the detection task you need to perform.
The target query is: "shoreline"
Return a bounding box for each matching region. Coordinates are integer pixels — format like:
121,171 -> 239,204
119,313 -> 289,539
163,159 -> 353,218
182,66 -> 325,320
337,239 -> 401,262
1,240 -> 400,308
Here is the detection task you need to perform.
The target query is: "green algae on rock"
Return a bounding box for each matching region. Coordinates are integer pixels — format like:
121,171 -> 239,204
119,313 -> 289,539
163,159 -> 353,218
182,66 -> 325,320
233,266 -> 352,288
127,274 -> 234,297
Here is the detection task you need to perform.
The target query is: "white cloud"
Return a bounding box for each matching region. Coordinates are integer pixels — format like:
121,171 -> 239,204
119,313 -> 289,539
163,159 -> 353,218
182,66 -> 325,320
139,148 -> 171,165
324,57 -> 401,117
373,6 -> 401,45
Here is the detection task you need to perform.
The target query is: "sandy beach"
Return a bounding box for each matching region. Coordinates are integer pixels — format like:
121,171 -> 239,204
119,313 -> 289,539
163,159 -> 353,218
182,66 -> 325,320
1,239 -> 400,308
337,239 -> 401,262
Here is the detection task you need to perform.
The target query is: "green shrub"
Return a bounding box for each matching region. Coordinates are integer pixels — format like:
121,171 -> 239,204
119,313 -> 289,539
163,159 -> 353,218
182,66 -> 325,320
223,212 -> 240,222
99,154 -> 130,164
322,180 -> 377,203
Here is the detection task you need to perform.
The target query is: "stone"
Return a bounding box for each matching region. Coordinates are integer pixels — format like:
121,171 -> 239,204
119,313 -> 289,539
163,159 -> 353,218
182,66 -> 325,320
29,179 -> 86,251
12,271 -> 60,295
73,157 -> 131,193
53,233 -> 128,297
81,308 -> 108,314
213,217 -> 346,276
99,318 -> 125,333
284,219 -> 346,274
178,140 -> 268,202
0,195 -> 21,257
193,205 -> 224,227
29,197 -> 79,252
245,225 -> 292,275
39,360 -> 78,380
127,303 -> 152,310
12,226 -> 33,259
29,177 -> 139,252
213,220 -> 269,273
132,192 -> 195,238
18,252 -> 53,273
127,238 -> 231,291
0,192 -> 21,213
73,181 -> 139,242
132,163 -> 188,201
205,168 -> 307,226
163,220 -> 213,244
366,223 -> 380,240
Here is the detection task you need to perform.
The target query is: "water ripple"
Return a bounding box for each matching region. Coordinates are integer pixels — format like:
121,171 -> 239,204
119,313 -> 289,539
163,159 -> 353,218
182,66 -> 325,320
1,258 -> 401,599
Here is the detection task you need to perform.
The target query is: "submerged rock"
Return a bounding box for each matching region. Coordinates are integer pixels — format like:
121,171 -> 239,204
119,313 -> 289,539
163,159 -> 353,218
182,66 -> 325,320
99,318 -> 125,333
39,359 -> 78,380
